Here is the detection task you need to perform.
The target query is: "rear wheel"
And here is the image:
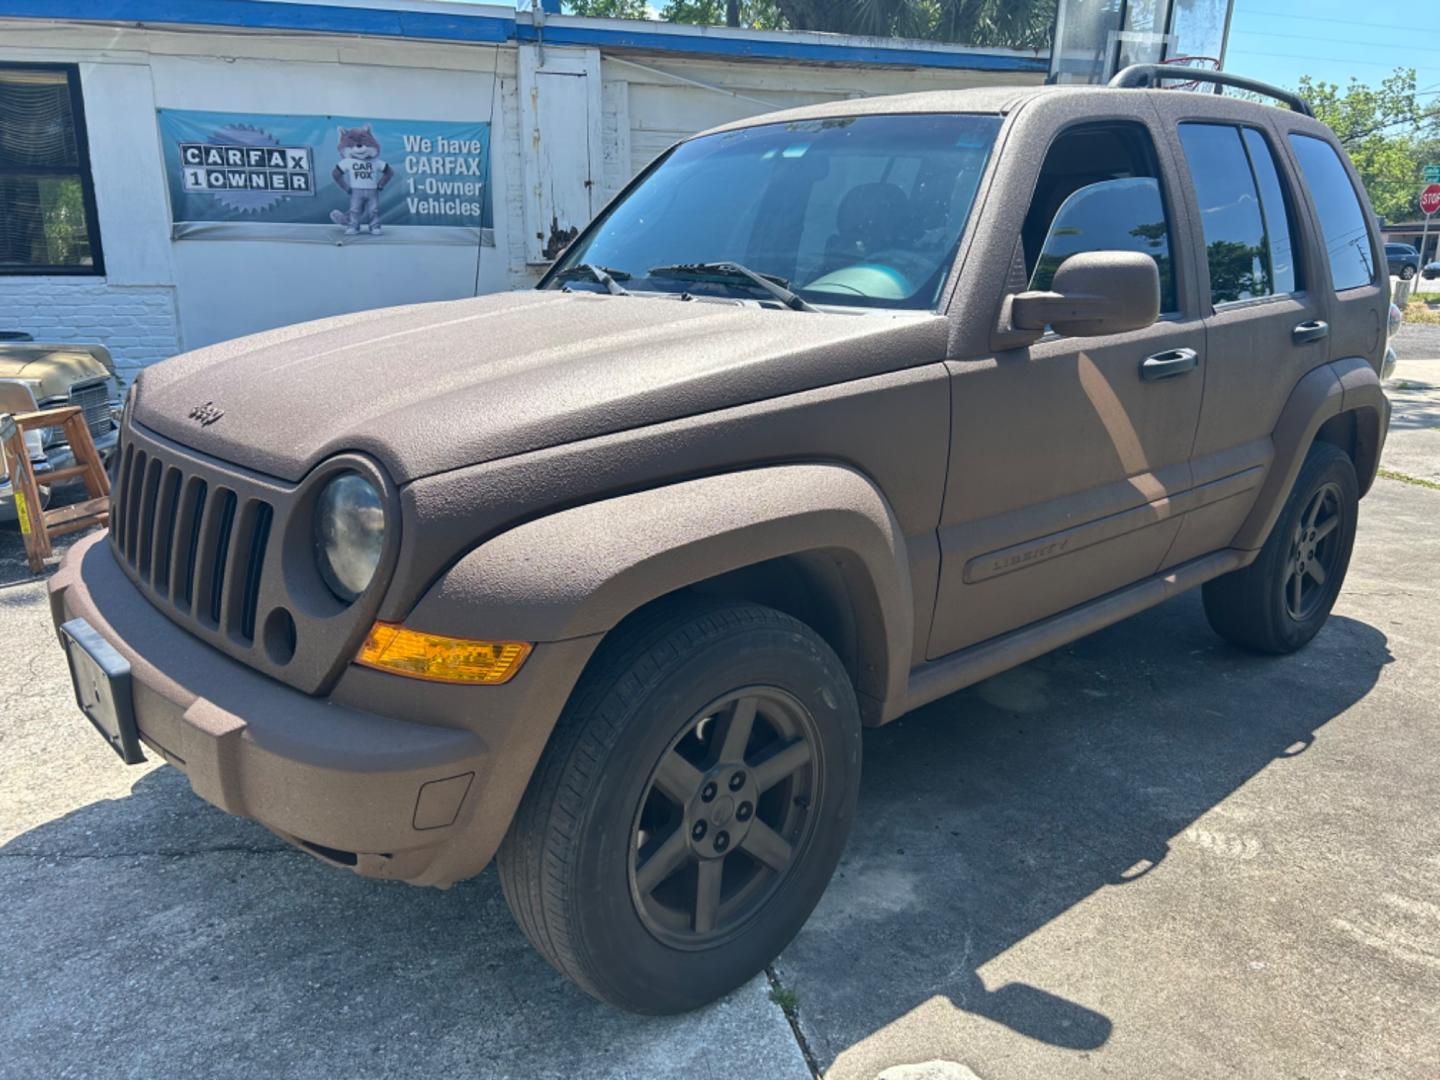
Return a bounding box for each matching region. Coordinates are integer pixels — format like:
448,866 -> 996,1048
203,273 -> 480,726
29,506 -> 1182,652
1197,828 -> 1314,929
497,599 -> 861,1014
1202,441 -> 1358,654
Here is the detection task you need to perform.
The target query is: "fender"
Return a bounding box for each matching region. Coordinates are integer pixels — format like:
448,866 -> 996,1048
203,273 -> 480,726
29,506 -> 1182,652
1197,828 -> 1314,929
406,463 -> 915,716
1232,357 -> 1389,551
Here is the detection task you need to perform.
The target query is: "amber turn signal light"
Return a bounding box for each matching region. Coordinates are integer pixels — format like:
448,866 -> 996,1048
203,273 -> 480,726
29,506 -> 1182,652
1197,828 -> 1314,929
356,622 -> 532,685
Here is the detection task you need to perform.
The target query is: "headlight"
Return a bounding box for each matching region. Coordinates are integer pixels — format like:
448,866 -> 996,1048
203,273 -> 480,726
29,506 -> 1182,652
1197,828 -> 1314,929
314,472 -> 385,602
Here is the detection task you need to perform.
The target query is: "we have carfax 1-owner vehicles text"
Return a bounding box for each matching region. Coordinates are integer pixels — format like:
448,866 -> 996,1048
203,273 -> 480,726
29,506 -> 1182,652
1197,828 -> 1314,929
52,70 -> 1393,1013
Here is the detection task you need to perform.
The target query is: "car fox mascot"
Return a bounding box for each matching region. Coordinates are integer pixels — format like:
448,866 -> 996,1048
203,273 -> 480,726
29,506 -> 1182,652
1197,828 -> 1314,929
329,124 -> 394,235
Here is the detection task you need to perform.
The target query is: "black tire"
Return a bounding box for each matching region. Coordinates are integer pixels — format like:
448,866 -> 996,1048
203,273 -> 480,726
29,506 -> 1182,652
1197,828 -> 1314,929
1202,441 -> 1358,654
497,598 -> 862,1014
1401,264 -> 1417,281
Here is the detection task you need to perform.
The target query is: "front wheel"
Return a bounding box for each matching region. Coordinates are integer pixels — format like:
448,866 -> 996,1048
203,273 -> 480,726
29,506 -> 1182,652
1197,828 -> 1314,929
1401,264 -> 1417,281
1202,441 -> 1358,654
497,599 -> 861,1013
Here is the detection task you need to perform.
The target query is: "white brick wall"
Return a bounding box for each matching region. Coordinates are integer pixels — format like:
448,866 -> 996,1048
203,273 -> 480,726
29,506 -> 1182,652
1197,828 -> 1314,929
0,279 -> 181,378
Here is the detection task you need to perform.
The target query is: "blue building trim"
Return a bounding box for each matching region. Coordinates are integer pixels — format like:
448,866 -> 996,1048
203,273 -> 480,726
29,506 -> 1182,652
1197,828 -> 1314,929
0,0 -> 1047,72
0,0 -> 510,43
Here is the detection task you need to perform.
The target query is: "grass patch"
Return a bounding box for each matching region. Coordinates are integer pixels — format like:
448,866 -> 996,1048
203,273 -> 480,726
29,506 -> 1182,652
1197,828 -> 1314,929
1403,298 -> 1440,326
768,984 -> 800,1016
1378,467 -> 1440,491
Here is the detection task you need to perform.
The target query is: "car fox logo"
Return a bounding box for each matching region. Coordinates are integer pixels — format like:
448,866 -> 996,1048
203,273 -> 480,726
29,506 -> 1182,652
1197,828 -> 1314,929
188,401 -> 224,426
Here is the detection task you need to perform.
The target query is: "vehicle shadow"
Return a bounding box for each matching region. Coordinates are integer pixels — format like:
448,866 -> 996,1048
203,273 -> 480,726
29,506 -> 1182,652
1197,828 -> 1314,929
778,590 -> 1392,1069
0,590 -> 1392,1077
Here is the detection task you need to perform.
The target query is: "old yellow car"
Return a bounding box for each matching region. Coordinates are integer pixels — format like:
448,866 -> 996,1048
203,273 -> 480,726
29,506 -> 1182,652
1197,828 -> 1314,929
0,334 -> 121,523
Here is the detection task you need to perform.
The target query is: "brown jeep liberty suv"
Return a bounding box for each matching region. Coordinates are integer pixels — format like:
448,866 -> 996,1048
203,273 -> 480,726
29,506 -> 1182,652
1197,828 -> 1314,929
50,68 -> 1392,1013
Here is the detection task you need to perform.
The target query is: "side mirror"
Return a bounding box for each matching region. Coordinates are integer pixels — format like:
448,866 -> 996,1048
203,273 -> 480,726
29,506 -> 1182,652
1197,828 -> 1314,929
1009,251 -> 1160,338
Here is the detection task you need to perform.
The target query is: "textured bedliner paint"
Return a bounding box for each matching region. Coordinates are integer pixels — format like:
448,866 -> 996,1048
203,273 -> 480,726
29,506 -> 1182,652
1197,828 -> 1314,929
50,82 -> 1392,912
134,291 -> 950,483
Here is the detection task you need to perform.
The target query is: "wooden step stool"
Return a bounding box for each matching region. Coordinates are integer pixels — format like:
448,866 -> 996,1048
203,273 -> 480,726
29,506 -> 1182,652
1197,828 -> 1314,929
1,405 -> 111,573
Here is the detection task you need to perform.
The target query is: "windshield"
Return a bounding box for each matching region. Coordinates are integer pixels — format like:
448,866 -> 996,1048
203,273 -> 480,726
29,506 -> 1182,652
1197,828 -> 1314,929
547,113 -> 1002,311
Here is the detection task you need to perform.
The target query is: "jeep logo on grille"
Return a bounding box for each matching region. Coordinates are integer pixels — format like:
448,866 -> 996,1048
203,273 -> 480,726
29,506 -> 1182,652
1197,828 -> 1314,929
188,401 -> 224,426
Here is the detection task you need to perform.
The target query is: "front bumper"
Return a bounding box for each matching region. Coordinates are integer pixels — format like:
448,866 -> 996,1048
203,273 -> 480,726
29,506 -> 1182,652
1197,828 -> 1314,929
49,532 -> 599,886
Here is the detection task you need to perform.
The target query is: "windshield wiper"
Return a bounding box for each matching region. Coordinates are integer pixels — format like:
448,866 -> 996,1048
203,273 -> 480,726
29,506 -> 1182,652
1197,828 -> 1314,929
647,262 -> 816,312
554,263 -> 631,296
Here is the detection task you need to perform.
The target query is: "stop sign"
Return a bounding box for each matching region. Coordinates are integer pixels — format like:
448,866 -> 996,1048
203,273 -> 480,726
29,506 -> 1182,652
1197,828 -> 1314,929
1422,183 -> 1440,216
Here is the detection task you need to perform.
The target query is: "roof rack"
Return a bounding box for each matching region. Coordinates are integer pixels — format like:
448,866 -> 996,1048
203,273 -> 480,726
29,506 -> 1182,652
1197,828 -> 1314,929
1108,64 -> 1314,118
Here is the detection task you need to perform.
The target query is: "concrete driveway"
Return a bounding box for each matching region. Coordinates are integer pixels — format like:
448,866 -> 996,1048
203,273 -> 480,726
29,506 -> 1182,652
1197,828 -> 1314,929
3,341 -> 1438,1079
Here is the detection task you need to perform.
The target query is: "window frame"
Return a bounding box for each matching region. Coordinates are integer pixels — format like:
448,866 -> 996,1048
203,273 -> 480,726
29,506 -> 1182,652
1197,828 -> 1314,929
1176,121 -> 1305,314
0,62 -> 105,277
1019,119 -> 1185,321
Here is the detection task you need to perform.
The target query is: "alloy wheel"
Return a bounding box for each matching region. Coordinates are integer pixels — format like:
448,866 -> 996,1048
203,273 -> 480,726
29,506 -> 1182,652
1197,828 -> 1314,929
628,686 -> 821,949
1284,481 -> 1343,621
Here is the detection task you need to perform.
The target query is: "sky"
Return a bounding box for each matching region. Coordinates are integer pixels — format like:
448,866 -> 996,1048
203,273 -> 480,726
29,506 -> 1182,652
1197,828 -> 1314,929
1222,0 -> 1440,96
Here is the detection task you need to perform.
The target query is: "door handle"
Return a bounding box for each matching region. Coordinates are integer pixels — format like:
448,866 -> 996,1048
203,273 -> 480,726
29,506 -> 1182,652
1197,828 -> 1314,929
1293,319 -> 1329,345
1140,347 -> 1199,381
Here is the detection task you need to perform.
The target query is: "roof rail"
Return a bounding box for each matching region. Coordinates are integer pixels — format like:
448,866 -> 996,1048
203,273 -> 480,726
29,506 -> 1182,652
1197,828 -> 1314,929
1108,64 -> 1314,118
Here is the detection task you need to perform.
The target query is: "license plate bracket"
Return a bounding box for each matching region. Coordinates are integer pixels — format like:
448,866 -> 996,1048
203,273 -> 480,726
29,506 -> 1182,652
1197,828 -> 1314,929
59,617 -> 145,764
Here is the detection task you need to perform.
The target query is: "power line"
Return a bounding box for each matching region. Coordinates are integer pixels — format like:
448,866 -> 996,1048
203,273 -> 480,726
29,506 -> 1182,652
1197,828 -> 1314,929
1231,28 -> 1440,50
1239,7 -> 1440,34
1226,47 -> 1419,68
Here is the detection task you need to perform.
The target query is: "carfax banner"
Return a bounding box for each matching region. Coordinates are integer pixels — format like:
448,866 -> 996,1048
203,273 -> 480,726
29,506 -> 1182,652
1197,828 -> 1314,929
157,109 -> 493,245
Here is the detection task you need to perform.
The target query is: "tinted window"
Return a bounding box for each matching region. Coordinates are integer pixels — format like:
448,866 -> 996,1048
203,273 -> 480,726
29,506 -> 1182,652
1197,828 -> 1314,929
1289,134 -> 1375,291
0,64 -> 102,273
551,114 -> 1001,311
1179,124 -> 1270,304
1023,123 -> 1177,313
1243,128 -> 1298,296
1031,178 -> 1174,307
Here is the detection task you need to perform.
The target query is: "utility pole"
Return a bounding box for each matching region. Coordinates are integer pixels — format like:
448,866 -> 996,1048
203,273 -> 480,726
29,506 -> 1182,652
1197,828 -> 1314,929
727,0 -> 740,25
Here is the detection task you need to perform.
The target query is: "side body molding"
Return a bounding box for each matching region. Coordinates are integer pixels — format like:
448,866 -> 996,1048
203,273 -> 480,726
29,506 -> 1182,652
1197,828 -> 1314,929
1232,356 -> 1389,551
407,464 -> 915,717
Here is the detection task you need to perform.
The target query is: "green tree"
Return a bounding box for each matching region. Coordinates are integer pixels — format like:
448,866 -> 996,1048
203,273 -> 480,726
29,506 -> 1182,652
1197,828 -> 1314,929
563,0 -> 649,17
567,0 -> 1055,47
1299,69 -> 1434,223
659,0 -> 786,30
764,0 -> 1054,47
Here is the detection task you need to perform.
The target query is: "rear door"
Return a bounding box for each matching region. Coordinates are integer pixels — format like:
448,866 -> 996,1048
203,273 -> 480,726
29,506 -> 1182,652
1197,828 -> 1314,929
1152,110 -> 1329,567
1285,130 -> 1389,367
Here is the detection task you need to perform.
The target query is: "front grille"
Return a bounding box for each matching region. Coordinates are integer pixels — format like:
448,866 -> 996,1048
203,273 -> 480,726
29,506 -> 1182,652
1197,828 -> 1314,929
68,379 -> 112,439
105,414 -> 394,696
111,429 -> 274,645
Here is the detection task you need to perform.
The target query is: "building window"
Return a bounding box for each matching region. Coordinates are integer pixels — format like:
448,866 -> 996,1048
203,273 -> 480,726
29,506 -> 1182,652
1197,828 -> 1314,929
0,64 -> 104,275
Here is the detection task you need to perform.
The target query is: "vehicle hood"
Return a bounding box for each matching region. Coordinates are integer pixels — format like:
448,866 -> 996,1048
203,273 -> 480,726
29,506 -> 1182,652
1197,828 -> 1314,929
0,344 -> 113,401
133,291 -> 950,484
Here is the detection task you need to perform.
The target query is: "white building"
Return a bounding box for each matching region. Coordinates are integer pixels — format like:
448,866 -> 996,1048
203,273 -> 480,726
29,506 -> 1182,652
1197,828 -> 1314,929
0,1 -> 1050,376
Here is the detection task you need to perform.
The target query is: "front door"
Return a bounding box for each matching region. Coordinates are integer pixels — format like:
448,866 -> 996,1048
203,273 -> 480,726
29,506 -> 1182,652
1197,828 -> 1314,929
928,116 -> 1206,658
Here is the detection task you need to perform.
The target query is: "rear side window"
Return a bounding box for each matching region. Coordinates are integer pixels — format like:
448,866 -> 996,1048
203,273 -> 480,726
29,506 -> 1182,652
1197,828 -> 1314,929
1242,129 -> 1298,296
1022,122 -> 1177,313
1288,134 -> 1376,291
1178,123 -> 1298,305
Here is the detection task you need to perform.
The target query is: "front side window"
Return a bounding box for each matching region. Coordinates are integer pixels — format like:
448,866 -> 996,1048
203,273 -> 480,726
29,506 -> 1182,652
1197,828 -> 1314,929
1021,122 -> 1177,313
0,64 -> 103,274
1179,123 -> 1298,305
548,114 -> 1002,311
1288,133 -> 1375,292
